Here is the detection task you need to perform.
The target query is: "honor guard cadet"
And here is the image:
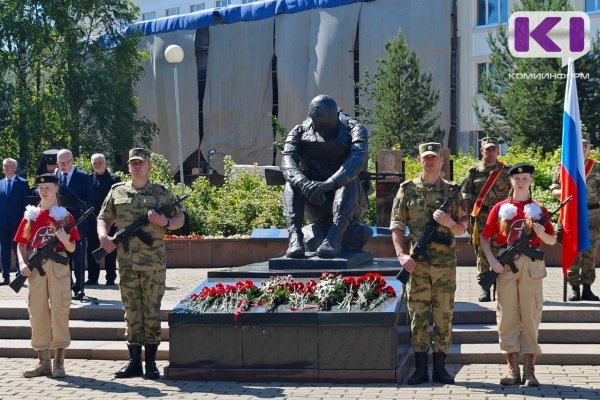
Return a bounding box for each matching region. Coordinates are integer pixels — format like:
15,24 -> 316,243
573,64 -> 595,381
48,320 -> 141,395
14,173 -> 80,378
550,132 -> 600,301
97,148 -> 184,380
480,163 -> 556,386
390,142 -> 467,385
461,137 -> 511,301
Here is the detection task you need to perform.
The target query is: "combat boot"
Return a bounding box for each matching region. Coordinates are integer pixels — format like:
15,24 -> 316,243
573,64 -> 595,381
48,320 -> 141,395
432,352 -> 455,384
581,284 -> 600,301
285,230 -> 305,258
52,348 -> 66,378
522,354 -> 540,386
568,285 -> 581,301
23,349 -> 52,378
407,352 -> 429,385
115,344 -> 143,378
478,288 -> 491,302
316,218 -> 349,258
144,343 -> 160,380
500,352 -> 520,385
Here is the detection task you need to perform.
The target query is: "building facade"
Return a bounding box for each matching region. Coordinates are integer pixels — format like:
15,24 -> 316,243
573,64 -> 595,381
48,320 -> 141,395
131,0 -> 600,175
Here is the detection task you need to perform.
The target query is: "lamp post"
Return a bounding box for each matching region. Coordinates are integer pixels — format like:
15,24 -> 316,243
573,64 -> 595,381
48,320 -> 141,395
164,44 -> 186,193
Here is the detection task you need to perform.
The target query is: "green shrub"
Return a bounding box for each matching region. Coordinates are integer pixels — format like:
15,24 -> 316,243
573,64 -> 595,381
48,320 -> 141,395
185,156 -> 284,236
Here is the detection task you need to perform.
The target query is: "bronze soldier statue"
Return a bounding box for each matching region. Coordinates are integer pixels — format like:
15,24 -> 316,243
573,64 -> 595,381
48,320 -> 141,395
281,94 -> 371,258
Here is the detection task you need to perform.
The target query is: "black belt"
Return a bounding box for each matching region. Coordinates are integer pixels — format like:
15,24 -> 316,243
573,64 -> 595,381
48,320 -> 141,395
589,203 -> 600,210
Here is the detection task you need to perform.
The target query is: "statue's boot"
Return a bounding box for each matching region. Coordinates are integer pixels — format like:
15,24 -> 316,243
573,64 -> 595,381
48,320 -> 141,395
285,229 -> 305,258
316,217 -> 349,258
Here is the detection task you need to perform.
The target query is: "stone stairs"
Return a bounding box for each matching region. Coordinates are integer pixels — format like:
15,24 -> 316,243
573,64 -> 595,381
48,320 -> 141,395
0,300 -> 172,361
396,300 -> 600,377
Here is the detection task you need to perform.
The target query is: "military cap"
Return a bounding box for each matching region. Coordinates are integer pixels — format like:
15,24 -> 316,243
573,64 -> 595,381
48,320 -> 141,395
43,149 -> 59,165
419,142 -> 442,157
481,137 -> 500,149
582,132 -> 590,143
128,148 -> 151,163
508,163 -> 535,175
35,173 -> 59,184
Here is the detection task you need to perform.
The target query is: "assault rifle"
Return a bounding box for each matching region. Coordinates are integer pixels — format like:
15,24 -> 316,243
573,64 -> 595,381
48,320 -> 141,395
10,207 -> 94,293
478,196 -> 572,292
396,181 -> 465,285
92,194 -> 188,263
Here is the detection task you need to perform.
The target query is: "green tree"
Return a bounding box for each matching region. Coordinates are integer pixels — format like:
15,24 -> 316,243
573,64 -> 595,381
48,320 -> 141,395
357,30 -> 442,156
474,0 -> 600,153
0,0 -> 156,177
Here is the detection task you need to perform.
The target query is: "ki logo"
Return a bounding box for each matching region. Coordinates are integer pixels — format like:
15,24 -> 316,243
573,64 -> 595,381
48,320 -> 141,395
509,12 -> 590,66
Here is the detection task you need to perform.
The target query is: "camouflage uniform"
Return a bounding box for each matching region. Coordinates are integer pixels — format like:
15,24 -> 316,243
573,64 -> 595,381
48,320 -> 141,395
462,161 -> 511,279
390,176 -> 466,353
550,160 -> 600,287
99,181 -> 182,345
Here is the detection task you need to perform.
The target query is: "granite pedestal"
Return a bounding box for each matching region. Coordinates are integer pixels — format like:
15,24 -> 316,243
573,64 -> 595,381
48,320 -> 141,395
166,269 -> 405,383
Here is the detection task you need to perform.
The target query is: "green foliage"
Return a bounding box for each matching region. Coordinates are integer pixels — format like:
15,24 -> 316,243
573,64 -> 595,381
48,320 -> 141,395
475,0 -> 600,153
357,30 -> 442,157
73,153 -> 93,174
0,0 -> 156,178
185,156 -> 285,236
271,114 -> 287,154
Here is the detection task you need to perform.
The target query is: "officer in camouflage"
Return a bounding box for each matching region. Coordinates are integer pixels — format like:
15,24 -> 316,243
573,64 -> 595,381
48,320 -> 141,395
97,148 -> 184,379
390,142 -> 467,385
550,132 -> 600,302
461,137 -> 511,302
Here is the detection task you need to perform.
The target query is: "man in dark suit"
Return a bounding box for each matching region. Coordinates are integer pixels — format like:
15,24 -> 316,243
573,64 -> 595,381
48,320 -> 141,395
86,154 -> 120,286
0,158 -> 30,285
56,149 -> 93,299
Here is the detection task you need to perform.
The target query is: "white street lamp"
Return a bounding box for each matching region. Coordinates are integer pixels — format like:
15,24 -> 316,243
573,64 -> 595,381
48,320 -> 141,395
164,44 -> 185,193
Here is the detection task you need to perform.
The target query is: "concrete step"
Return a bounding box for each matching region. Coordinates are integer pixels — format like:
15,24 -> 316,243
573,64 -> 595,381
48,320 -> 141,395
0,339 -> 169,360
0,320 -> 169,341
446,343 -> 600,365
397,322 -> 600,344
0,299 -> 179,321
398,301 -> 600,325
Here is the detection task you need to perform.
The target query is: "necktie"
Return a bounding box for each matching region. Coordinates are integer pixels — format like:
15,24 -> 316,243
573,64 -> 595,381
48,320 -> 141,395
62,173 -> 68,187
6,179 -> 12,196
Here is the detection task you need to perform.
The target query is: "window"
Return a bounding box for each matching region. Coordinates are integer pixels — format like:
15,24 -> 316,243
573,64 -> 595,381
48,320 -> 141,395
477,63 -> 497,94
216,0 -> 231,7
141,11 -> 156,21
586,0 -> 600,11
477,0 -> 508,26
165,7 -> 180,17
191,3 -> 206,12
242,0 -> 256,3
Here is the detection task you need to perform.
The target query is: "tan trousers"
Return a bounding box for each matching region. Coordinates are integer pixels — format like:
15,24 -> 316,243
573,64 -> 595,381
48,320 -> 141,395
496,254 -> 546,355
27,257 -> 71,350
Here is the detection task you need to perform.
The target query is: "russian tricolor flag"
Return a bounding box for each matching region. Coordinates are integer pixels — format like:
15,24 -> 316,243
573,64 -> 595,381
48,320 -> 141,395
559,60 -> 591,276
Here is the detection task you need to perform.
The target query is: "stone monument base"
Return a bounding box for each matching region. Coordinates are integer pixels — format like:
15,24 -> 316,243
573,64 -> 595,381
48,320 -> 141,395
268,250 -> 373,269
166,274 -> 404,383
